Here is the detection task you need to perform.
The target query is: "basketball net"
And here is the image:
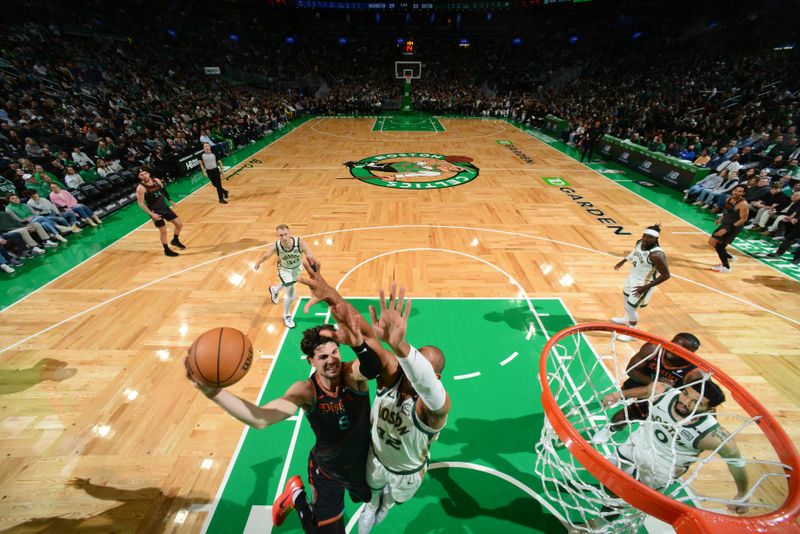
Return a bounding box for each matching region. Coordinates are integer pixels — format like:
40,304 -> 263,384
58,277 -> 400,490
535,324 -> 800,533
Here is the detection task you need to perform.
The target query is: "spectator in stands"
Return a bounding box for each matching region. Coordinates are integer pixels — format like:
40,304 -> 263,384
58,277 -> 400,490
64,166 -> 85,189
0,210 -> 54,252
685,169 -> 726,202
96,159 -> 114,179
71,147 -> 94,167
693,150 -> 710,167
694,170 -> 739,210
0,236 -> 26,273
26,190 -> 81,232
717,154 -> 742,175
49,183 -> 102,227
754,191 -> 800,237
765,215 -> 800,264
679,145 -> 697,161
746,183 -> 791,231
5,193 -> 70,241
24,137 -> 46,159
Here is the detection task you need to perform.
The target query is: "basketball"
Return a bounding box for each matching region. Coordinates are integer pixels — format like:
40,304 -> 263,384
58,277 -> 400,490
187,327 -> 254,388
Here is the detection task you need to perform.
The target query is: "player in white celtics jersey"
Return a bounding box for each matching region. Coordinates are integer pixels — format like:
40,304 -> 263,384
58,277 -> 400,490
358,284 -> 451,534
254,224 -> 318,328
611,225 -> 671,342
603,378 -> 750,513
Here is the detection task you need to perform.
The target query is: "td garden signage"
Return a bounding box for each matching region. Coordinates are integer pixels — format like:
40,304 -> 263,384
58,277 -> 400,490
346,153 -> 478,189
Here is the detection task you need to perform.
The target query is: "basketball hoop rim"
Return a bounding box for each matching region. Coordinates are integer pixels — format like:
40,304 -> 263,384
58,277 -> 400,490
539,322 -> 800,533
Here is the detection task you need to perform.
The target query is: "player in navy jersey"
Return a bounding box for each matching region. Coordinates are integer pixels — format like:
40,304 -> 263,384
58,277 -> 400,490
591,332 -> 701,444
185,268 -> 390,533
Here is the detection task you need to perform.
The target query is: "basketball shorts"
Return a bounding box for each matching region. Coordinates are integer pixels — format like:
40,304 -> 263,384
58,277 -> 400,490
712,224 -> 742,246
307,452 -> 371,523
151,209 -> 177,228
623,277 -> 655,308
277,266 -> 301,286
365,446 -> 427,504
613,443 -> 673,491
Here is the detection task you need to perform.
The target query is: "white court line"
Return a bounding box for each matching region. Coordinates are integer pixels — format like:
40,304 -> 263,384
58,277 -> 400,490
672,232 -> 706,235
500,351 -> 519,366
513,121 -> 797,283
259,354 -> 276,359
0,118 -> 316,314
344,461 -> 567,533
200,301 -> 297,533
525,323 -> 536,340
453,372 -> 481,380
4,223 -> 797,355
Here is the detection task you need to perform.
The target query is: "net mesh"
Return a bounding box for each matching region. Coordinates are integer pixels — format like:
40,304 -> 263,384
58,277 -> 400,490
534,326 -> 793,533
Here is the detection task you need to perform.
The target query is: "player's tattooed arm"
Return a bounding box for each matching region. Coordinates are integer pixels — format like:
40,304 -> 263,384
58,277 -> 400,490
698,425 -> 749,511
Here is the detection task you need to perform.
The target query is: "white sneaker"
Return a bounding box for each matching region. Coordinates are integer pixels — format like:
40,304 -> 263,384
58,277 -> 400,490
375,498 -> 393,525
711,265 -> 732,273
283,315 -> 295,329
43,241 -> 58,248
32,246 -> 46,254
615,334 -> 635,342
1,264 -> 14,273
358,501 -> 378,534
53,234 -> 67,243
743,223 -> 755,230
270,285 -> 279,305
590,426 -> 614,445
611,317 -> 628,325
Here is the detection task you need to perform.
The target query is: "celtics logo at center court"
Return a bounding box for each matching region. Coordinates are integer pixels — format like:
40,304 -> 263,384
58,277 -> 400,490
345,153 -> 478,189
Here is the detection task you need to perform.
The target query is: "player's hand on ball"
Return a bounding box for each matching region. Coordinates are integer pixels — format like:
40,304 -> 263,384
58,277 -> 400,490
184,356 -> 221,398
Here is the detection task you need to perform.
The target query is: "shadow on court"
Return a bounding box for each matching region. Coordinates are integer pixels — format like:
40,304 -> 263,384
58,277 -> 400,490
0,478 -> 207,533
401,468 -> 564,532
0,358 -> 76,395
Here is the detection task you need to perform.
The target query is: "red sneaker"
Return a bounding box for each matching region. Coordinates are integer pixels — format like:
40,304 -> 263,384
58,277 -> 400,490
272,475 -> 304,527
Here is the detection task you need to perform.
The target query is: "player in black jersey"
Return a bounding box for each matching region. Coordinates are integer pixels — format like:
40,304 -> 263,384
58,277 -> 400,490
185,265 -> 393,533
590,332 -> 702,444
135,169 -> 185,256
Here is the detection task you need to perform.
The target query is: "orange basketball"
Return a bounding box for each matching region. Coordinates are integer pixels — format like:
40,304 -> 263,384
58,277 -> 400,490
187,327 -> 254,388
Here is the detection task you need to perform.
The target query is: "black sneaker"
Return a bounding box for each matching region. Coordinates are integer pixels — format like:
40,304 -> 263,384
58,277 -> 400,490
219,198 -> 228,204
170,238 -> 186,250
164,248 -> 179,257
223,189 -> 229,199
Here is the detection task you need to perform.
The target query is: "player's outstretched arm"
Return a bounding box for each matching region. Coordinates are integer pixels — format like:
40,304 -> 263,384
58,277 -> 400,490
625,342 -> 659,386
299,239 -> 319,270
253,246 -> 276,271
697,425 -> 749,513
185,357 -> 310,429
325,303 -> 398,383
297,259 -> 344,312
369,284 -> 449,419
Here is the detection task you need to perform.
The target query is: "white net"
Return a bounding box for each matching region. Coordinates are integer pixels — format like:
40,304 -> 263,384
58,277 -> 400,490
534,326 -> 793,533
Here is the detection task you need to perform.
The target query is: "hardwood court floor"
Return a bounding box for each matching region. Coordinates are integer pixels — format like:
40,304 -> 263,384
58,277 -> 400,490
0,117 -> 798,532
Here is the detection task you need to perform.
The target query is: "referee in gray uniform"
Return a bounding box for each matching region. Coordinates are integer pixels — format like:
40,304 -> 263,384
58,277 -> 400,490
201,142 -> 229,204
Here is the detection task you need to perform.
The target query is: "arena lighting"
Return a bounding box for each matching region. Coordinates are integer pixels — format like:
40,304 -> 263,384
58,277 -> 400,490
512,37 -> 522,45
632,31 -> 642,40
229,34 -> 239,42
568,35 -> 579,44
338,37 -> 347,45
285,36 -> 295,44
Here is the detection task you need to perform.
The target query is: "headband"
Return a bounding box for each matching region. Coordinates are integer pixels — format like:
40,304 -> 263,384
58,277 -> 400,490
643,229 -> 660,237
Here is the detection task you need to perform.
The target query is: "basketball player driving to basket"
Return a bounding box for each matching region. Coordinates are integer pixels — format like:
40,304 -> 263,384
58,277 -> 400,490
184,284 -> 391,533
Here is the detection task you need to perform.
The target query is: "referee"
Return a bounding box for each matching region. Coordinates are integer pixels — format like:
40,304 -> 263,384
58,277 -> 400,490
201,142 -> 229,204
